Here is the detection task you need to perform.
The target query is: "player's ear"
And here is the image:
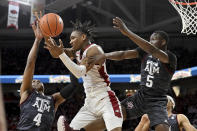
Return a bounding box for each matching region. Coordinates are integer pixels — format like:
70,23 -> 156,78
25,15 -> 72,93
81,34 -> 87,41
161,39 -> 166,46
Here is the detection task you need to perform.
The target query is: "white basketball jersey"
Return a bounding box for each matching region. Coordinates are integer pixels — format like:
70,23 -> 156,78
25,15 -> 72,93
76,44 -> 111,97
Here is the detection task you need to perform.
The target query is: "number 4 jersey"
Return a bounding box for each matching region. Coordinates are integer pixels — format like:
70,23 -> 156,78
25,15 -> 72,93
17,90 -> 55,131
137,47 -> 177,96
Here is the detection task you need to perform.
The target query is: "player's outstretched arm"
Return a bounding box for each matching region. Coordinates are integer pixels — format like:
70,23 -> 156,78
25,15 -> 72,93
86,49 -> 138,67
113,17 -> 169,63
105,49 -> 139,60
20,21 -> 43,97
135,114 -> 150,131
44,38 -> 88,78
178,114 -> 197,131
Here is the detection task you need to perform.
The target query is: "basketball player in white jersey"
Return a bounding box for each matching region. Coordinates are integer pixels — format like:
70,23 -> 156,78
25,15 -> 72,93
44,20 -> 123,131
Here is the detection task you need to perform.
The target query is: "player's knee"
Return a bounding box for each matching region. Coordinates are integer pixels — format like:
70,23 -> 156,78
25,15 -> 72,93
155,123 -> 170,131
141,114 -> 149,122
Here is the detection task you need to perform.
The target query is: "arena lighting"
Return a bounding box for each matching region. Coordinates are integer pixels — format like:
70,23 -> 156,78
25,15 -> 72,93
8,0 -> 32,6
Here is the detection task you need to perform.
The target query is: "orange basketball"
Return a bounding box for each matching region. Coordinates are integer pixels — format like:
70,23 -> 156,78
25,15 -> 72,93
39,13 -> 64,37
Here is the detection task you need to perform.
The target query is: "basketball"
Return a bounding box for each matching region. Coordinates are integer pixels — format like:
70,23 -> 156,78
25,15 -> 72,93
39,13 -> 64,37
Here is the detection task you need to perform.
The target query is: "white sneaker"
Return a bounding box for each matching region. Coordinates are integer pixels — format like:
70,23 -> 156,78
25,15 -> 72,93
57,115 -> 77,131
57,115 -> 66,131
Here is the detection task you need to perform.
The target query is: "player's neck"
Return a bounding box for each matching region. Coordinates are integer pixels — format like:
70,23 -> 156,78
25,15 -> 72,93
167,109 -> 173,117
160,45 -> 167,51
81,41 -> 91,52
38,91 -> 44,95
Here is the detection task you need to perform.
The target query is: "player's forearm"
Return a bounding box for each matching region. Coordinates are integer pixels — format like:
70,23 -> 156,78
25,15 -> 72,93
21,38 -> 41,95
125,30 -> 158,55
59,52 -> 86,78
26,38 -> 41,67
105,51 -> 126,60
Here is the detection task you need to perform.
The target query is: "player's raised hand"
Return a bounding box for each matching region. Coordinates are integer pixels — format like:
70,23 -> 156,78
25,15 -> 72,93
32,11 -> 44,40
113,17 -> 130,36
32,21 -> 43,40
44,38 -> 64,57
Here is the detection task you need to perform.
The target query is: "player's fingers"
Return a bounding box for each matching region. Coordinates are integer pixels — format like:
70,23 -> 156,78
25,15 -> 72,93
87,57 -> 95,64
46,40 -> 54,47
36,21 -> 39,29
44,41 -> 50,46
44,45 -> 51,50
115,17 -> 121,22
44,43 -> 52,49
113,26 -> 119,29
39,11 -> 42,18
32,23 -> 36,31
49,37 -> 56,46
34,12 -> 40,21
59,39 -> 64,47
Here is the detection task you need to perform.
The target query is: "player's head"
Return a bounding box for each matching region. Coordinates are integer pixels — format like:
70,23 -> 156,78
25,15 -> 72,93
150,31 -> 169,50
32,80 -> 44,93
167,95 -> 175,110
70,20 -> 95,51
125,89 -> 137,97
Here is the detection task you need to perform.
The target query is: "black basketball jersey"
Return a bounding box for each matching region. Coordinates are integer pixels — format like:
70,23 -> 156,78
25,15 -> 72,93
168,114 -> 181,131
17,90 -> 55,131
137,48 -> 177,96
149,114 -> 180,131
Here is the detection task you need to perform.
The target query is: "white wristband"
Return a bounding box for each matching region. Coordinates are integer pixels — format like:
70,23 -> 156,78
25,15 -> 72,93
59,52 -> 86,78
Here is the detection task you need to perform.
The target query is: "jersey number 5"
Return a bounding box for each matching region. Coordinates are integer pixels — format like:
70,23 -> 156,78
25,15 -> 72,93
33,113 -> 42,126
146,75 -> 154,87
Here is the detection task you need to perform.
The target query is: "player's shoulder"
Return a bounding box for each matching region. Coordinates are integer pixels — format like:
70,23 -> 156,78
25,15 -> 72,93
89,43 -> 103,50
86,44 -> 104,56
177,114 -> 189,122
177,114 -> 187,118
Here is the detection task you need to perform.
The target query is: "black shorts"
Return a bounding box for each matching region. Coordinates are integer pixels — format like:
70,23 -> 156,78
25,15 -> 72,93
121,90 -> 169,128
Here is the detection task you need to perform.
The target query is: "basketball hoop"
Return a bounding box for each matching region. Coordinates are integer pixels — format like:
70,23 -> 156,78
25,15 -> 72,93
169,0 -> 197,35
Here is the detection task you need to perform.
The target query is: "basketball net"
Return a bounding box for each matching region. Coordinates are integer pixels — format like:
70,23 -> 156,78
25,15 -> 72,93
169,0 -> 197,35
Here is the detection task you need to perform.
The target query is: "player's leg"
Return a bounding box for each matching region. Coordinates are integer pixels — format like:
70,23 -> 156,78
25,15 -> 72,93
78,92 -> 142,131
101,91 -> 123,131
155,124 -> 170,131
57,105 -> 98,131
69,105 -> 98,130
121,93 -> 144,121
57,115 -> 74,131
82,106 -> 126,131
146,97 -> 170,131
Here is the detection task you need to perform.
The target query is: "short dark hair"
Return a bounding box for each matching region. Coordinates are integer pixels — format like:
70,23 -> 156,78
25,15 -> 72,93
71,19 -> 95,41
154,31 -> 169,45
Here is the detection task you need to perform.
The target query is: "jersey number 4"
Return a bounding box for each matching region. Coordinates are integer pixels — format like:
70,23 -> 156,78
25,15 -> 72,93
33,113 -> 42,126
146,75 -> 154,87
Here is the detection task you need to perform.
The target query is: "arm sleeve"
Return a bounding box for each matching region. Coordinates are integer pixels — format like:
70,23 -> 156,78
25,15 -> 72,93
59,52 -> 86,78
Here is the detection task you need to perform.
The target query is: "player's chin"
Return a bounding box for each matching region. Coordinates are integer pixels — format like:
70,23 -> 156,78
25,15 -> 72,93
73,46 -> 79,51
